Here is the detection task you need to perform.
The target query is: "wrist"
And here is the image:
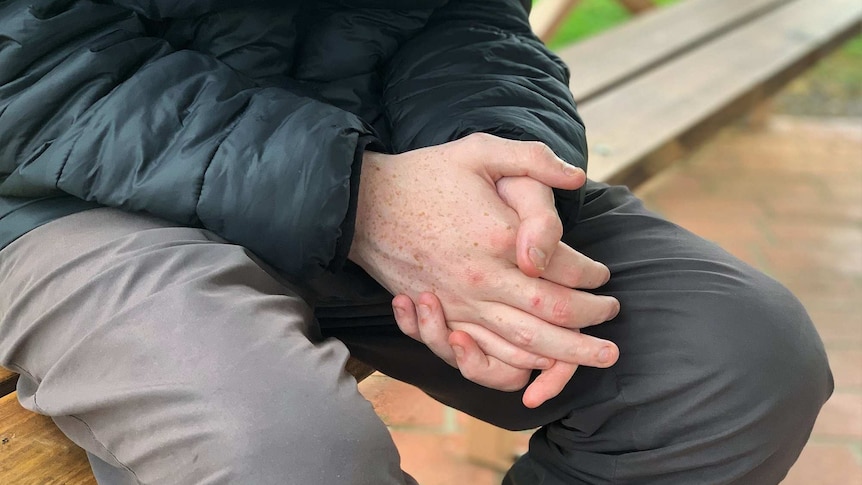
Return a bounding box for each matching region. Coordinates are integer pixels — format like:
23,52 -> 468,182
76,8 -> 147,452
348,150 -> 386,267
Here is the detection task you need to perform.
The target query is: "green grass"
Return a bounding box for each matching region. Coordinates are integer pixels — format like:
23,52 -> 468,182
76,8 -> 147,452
545,0 -> 680,49
812,34 -> 862,94
776,33 -> 862,116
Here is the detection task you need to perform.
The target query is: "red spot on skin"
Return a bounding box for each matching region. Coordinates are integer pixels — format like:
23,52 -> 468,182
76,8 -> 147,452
465,269 -> 484,286
531,296 -> 542,308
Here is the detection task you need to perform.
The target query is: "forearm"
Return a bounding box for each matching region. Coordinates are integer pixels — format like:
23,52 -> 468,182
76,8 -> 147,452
0,1 -> 377,278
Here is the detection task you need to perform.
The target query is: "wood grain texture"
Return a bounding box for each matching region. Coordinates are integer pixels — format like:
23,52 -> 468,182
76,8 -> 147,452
559,0 -> 791,102
0,368 -> 17,398
0,393 -> 96,485
582,0 -> 862,186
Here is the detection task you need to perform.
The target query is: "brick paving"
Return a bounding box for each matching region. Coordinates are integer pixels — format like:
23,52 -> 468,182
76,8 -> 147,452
358,115 -> 862,484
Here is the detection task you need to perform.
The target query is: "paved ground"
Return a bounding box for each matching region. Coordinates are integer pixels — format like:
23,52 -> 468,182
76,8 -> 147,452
358,115 -> 862,484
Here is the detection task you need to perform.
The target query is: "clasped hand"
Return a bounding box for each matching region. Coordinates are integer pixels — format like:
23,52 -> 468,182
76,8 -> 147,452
348,134 -> 620,408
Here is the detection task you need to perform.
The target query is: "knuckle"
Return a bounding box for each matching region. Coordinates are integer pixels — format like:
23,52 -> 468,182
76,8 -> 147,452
482,276 -> 505,296
549,215 -> 564,240
525,141 -> 550,163
464,132 -> 493,146
511,325 -> 537,348
536,211 -> 563,238
550,297 -> 572,324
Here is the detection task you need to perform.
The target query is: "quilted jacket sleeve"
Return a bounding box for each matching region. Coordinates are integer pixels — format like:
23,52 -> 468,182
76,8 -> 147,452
382,0 -> 587,225
0,1 -> 377,278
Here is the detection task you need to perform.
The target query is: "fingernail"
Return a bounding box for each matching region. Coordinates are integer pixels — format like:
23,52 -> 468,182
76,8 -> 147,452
529,247 -> 547,271
452,345 -> 465,359
598,347 -> 612,364
392,305 -> 404,318
536,358 -> 551,368
563,164 -> 582,177
417,304 -> 431,319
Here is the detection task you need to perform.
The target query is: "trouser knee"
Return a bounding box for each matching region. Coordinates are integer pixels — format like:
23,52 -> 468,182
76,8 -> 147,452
715,276 -> 833,477
202,391 -> 404,485
518,273 -> 833,484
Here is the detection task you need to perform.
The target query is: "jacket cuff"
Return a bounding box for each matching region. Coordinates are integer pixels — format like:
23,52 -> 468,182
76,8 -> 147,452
329,133 -> 384,274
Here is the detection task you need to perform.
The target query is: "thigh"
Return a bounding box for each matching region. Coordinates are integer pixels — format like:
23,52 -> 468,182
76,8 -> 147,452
0,208 -> 411,485
330,181 -> 831,483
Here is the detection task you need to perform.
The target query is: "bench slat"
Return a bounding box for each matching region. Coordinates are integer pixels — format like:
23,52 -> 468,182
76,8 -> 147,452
559,0 -> 791,103
0,368 -> 17,398
0,392 -> 96,485
582,0 -> 862,185
347,357 -> 376,382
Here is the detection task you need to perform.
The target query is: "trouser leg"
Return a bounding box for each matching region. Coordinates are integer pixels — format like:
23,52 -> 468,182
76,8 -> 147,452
0,208 -> 415,485
326,181 -> 833,484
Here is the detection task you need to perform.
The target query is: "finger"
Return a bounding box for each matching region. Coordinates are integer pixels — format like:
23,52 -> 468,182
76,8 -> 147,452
496,177 -> 562,278
496,177 -> 611,286
477,303 -> 620,366
540,242 -> 611,289
522,361 -> 578,408
460,134 -> 586,190
392,294 -> 420,341
447,321 -> 554,370
494,271 -> 620,329
415,292 -> 457,367
449,330 -> 532,392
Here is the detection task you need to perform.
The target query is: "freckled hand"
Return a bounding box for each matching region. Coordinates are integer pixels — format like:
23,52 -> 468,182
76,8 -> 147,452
349,134 -> 620,407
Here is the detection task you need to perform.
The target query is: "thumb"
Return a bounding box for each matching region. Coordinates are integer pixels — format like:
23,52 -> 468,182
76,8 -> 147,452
522,361 -> 578,408
462,134 -> 586,190
497,177 -> 563,278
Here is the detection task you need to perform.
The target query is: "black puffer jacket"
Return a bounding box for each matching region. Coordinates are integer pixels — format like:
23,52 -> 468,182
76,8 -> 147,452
0,0 -> 586,297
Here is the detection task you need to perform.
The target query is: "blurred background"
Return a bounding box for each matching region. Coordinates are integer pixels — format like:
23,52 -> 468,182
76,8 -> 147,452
358,1 -> 862,483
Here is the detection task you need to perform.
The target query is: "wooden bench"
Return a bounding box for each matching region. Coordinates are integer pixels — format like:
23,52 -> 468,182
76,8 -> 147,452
565,0 -> 861,187
3,0 -> 861,480
1,375 -> 96,484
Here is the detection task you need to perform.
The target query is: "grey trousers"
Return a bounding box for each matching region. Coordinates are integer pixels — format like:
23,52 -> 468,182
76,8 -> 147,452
0,182 -> 833,484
